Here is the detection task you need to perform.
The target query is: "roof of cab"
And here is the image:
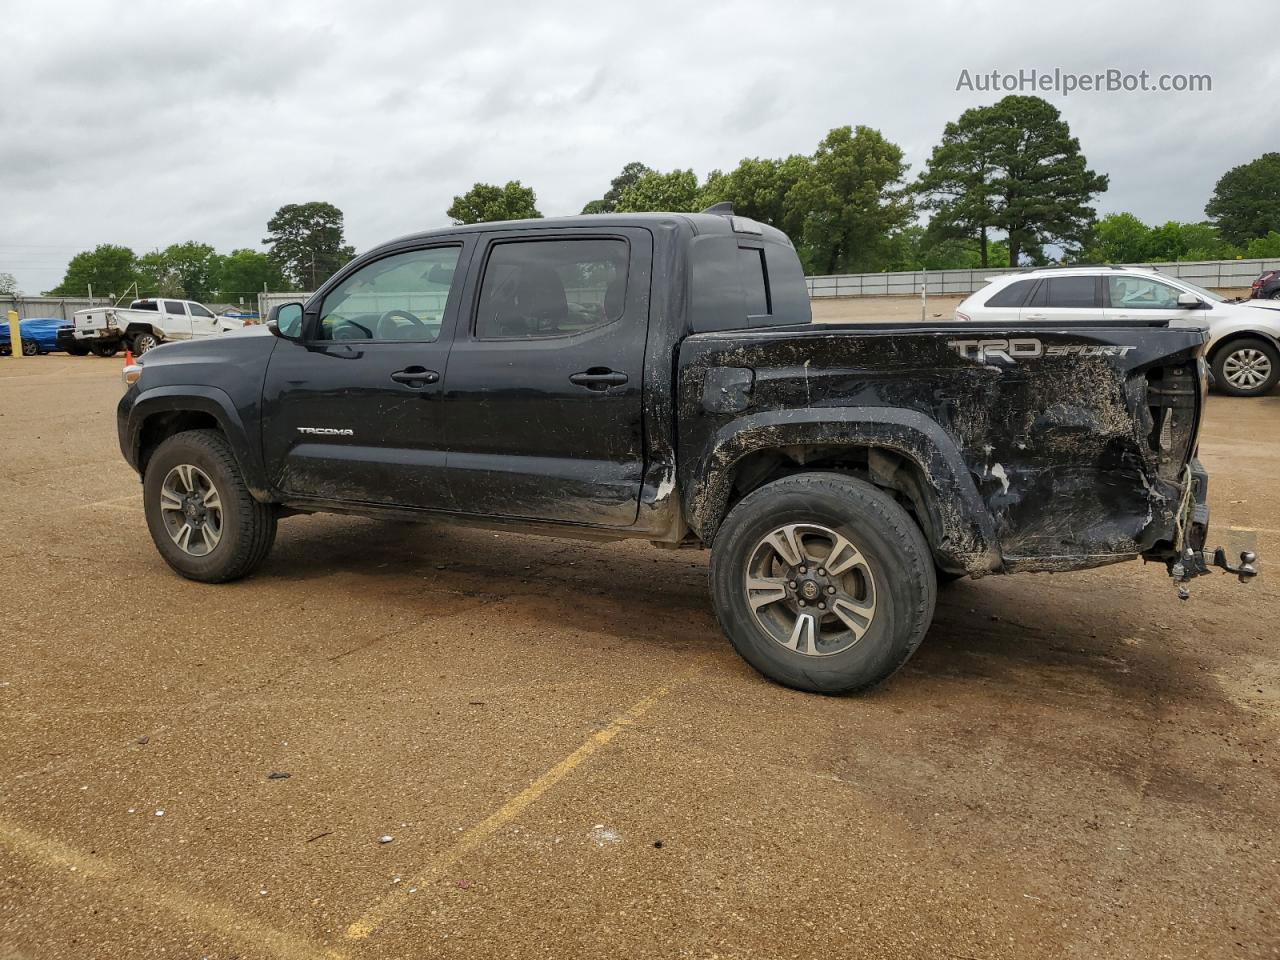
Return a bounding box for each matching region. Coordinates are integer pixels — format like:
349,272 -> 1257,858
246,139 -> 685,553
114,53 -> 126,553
371,211 -> 791,255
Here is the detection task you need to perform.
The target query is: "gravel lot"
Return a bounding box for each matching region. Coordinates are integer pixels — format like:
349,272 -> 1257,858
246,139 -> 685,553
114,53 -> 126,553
1,350 -> 1277,960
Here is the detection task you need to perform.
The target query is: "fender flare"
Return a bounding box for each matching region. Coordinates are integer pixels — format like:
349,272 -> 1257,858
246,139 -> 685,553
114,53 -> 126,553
122,385 -> 270,500
682,406 -> 1000,570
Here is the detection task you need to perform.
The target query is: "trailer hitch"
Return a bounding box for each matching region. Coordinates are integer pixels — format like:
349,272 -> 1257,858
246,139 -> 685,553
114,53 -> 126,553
1169,547 -> 1259,599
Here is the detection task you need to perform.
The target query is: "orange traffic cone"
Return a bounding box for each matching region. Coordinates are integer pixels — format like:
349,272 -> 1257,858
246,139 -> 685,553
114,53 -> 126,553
124,349 -> 134,366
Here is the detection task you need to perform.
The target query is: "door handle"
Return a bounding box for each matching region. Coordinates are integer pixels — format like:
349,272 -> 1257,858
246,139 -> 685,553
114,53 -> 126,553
390,366 -> 439,387
1024,313 -> 1047,320
569,368 -> 629,390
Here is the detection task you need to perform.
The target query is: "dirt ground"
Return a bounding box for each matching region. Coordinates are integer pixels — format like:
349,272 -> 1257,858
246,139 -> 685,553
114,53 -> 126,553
1,351 -> 1277,960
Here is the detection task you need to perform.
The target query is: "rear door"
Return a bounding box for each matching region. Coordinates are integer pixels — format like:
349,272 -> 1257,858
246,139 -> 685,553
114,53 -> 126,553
1020,275 -> 1103,322
162,300 -> 194,340
442,228 -> 651,527
260,242 -> 469,510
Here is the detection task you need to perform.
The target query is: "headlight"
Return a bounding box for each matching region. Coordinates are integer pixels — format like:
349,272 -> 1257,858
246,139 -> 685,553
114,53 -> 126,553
122,362 -> 142,389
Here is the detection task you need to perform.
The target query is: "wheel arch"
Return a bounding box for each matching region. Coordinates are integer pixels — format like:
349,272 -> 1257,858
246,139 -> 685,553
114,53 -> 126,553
1208,330 -> 1280,360
124,386 -> 271,501
682,407 -> 1001,574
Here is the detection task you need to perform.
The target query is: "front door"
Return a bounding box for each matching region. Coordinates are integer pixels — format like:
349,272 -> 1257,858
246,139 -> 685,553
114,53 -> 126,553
260,242 -> 468,510
162,300 -> 194,340
442,229 -> 651,527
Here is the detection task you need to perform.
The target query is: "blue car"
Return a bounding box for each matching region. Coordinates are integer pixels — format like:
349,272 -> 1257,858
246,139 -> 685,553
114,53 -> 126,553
0,316 -> 66,355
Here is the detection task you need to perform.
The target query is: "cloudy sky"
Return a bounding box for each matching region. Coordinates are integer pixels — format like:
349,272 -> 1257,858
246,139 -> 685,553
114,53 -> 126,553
3,0 -> 1277,295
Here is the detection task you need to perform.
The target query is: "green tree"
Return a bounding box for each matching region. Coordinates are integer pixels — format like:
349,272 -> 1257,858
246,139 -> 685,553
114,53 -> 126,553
49,244 -> 137,297
1144,221 -> 1236,262
696,155 -> 811,232
160,241 -> 221,301
1244,231 -> 1280,259
784,125 -> 913,274
883,225 -> 1010,271
916,95 -> 1108,267
447,181 -> 542,225
0,272 -> 16,295
1081,212 -> 1153,263
264,202 -> 356,290
217,249 -> 284,299
1205,152 -> 1280,246
581,162 -> 652,214
615,169 -> 701,213
136,250 -> 184,297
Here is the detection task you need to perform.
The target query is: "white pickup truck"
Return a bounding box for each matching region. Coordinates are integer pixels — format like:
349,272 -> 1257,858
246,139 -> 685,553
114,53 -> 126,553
69,298 -> 244,356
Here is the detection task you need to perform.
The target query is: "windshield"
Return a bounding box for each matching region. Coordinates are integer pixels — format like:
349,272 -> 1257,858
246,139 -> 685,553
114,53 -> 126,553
1171,277 -> 1226,303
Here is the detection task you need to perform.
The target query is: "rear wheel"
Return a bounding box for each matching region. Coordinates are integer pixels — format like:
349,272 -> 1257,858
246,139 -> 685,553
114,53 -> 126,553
143,429 -> 277,582
709,472 -> 936,695
21,339 -> 38,356
89,341 -> 119,358
1269,289 -> 1280,300
1212,337 -> 1279,397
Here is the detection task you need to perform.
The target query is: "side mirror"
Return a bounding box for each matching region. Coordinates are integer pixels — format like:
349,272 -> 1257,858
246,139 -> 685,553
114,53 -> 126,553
267,302 -> 305,339
1177,292 -> 1202,309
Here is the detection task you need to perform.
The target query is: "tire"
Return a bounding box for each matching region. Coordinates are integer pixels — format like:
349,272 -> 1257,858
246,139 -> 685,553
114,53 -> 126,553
89,341 -> 119,358
131,331 -> 159,355
143,429 -> 277,583
0,346 -> 9,356
66,342 -> 90,356
1269,290 -> 1280,301
709,472 -> 937,695
21,339 -> 39,356
1212,337 -> 1280,397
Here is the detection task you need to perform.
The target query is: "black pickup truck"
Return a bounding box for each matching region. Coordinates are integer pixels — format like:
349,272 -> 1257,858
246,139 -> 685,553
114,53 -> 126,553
117,208 -> 1256,694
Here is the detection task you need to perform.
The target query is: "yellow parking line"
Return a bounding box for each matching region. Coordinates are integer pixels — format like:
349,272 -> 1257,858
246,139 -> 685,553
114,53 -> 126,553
0,818 -> 346,960
343,671 -> 695,942
1228,525 -> 1279,535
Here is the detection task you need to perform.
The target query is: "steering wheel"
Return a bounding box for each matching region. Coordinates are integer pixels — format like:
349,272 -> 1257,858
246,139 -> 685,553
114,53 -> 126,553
377,309 -> 426,340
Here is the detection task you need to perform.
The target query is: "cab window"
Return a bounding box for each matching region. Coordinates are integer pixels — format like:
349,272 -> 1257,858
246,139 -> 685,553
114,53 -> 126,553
189,303 -> 214,319
318,246 -> 460,342
163,300 -> 187,315
1107,276 -> 1181,309
475,238 -> 628,340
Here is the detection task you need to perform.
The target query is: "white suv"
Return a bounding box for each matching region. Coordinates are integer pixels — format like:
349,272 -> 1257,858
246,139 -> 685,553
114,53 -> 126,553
955,267 -> 1280,397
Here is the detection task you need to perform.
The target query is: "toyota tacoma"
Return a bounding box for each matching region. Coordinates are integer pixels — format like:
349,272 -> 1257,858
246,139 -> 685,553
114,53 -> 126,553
117,208 -> 1256,694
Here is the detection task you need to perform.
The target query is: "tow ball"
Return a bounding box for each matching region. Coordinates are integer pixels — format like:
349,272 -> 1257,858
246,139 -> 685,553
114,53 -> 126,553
1169,547 -> 1259,599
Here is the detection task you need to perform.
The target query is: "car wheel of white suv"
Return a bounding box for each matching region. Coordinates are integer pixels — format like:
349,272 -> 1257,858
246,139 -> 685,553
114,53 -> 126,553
1212,337 -> 1280,397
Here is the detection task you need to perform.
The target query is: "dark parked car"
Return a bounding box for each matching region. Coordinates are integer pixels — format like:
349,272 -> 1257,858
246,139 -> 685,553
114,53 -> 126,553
1251,269 -> 1280,301
117,209 -> 1256,694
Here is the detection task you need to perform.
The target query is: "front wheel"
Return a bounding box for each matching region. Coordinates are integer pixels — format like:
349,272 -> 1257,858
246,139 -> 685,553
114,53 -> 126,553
65,342 -> 90,356
1212,337 -> 1279,397
709,472 -> 937,695
143,429 -> 277,582
89,341 -> 119,358
21,339 -> 39,356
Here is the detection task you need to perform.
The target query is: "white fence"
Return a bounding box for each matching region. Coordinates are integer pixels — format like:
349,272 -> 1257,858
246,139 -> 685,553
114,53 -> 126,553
0,296 -> 101,321
805,258 -> 1280,298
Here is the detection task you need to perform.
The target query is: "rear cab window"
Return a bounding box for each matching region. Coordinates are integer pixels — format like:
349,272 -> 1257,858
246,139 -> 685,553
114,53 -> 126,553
475,237 -> 629,340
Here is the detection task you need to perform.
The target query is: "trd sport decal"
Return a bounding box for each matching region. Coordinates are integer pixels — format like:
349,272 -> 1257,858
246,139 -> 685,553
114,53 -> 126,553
946,338 -> 1138,363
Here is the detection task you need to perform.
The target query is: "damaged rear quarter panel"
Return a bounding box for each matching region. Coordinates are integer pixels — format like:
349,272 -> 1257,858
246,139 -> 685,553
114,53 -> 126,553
676,322 -> 1208,574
